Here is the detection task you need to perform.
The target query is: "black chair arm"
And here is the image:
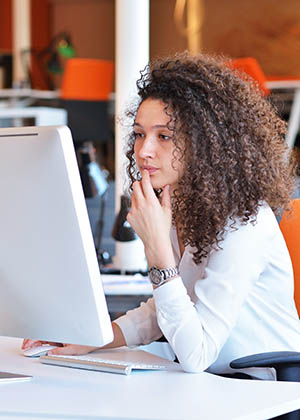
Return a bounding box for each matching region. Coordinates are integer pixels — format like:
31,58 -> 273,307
230,351 -> 300,382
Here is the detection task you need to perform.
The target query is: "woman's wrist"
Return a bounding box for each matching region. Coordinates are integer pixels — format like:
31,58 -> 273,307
146,254 -> 176,270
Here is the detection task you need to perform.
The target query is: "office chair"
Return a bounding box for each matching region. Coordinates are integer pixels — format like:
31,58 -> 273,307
230,57 -> 300,149
280,199 -> 300,315
60,58 -> 114,148
229,57 -> 270,96
230,199 -> 300,420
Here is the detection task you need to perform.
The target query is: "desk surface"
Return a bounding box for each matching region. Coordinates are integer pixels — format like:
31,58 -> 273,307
102,274 -> 152,296
102,274 -> 152,315
1,337 -> 300,419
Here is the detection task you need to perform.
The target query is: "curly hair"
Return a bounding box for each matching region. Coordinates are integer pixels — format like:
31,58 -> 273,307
125,52 -> 295,264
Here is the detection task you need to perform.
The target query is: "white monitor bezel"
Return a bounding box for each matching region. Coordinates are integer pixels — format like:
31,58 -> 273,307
0,125 -> 113,346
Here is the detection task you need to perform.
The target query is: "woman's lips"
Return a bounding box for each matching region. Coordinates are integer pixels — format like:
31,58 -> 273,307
142,166 -> 158,175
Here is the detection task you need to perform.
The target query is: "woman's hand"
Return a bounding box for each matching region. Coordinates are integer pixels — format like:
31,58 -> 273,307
127,169 -> 176,268
48,344 -> 98,356
21,323 -> 126,356
22,338 -> 61,350
22,339 -> 98,356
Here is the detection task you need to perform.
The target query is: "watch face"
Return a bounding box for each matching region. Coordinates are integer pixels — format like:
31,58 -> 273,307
150,268 -> 163,285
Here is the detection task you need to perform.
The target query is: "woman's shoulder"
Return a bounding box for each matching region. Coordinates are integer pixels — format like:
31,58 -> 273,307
224,203 -> 280,243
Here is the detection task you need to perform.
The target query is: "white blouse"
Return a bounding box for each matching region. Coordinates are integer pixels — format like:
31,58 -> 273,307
114,204 -> 300,379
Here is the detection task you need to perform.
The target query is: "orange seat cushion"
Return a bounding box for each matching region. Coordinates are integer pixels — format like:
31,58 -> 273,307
228,57 -> 270,96
280,199 -> 300,316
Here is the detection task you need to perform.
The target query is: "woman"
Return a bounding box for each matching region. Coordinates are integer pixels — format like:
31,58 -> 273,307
23,52 -> 300,378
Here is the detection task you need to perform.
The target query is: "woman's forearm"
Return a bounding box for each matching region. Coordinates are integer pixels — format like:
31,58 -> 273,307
102,322 -> 127,349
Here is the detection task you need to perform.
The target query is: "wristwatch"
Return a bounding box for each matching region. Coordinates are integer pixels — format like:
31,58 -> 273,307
148,266 -> 179,288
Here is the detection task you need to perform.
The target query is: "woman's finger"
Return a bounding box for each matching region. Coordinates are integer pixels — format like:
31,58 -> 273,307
21,339 -> 62,350
22,339 -> 37,349
161,184 -> 171,209
22,339 -> 45,349
130,191 -> 136,209
141,170 -> 156,200
131,180 -> 145,205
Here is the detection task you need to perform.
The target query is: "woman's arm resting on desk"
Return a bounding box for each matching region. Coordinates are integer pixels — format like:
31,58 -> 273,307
21,322 -> 126,355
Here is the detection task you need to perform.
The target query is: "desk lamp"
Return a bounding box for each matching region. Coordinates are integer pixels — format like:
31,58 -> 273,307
42,32 -> 76,75
111,195 -> 147,274
21,32 -> 76,90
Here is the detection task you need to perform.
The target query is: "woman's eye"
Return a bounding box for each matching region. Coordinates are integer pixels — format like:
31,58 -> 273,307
159,134 -> 171,141
133,132 -> 143,139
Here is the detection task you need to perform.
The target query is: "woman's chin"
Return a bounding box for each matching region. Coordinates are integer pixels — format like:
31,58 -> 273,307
150,179 -> 176,192
149,179 -> 164,190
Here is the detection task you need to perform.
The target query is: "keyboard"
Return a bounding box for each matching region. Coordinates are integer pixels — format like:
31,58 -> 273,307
39,354 -> 168,375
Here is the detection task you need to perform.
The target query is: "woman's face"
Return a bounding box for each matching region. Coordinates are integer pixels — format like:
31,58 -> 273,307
133,98 -> 183,191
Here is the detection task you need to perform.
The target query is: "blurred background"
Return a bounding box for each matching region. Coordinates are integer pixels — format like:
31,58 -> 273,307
1,0 -> 300,86
0,0 -> 300,270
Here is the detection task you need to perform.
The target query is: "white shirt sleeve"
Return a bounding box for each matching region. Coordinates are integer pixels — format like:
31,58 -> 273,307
114,297 -> 163,345
115,207 -> 278,372
153,218 -> 269,372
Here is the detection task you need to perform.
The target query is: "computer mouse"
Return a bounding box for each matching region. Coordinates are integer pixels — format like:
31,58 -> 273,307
23,344 -> 57,357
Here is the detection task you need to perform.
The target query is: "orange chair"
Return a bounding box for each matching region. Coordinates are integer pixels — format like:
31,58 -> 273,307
61,58 -> 114,101
229,58 -> 300,149
228,57 -> 270,96
60,58 -> 114,145
60,58 -> 114,249
280,198 -> 300,315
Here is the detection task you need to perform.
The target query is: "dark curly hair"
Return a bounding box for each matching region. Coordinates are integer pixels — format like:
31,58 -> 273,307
125,52 -> 295,264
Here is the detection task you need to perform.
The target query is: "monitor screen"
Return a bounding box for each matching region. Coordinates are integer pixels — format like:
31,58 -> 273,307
0,125 -> 113,346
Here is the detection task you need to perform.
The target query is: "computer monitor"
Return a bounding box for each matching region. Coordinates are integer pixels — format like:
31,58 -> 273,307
0,125 -> 113,347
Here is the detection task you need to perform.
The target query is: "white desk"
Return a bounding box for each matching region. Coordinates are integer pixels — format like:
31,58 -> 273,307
102,274 -> 152,315
102,274 -> 152,296
0,88 -> 60,100
0,106 -> 67,126
1,337 -> 300,419
0,89 -> 66,128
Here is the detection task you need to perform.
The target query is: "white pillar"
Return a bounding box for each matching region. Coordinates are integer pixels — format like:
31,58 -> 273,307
115,0 -> 149,211
187,0 -> 204,54
12,0 -> 31,86
114,0 -> 149,270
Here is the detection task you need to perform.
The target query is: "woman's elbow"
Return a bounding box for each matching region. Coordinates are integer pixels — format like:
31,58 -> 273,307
176,348 -> 215,373
178,359 -> 207,373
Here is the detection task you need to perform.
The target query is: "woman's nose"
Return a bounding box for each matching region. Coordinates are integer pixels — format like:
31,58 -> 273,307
137,136 -> 156,159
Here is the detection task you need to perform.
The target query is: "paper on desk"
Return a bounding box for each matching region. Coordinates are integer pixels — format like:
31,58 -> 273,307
101,274 -> 152,295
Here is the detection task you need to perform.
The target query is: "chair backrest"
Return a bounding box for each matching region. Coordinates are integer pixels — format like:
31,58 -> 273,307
229,57 -> 270,96
60,58 -> 114,145
61,58 -> 114,101
280,199 -> 300,315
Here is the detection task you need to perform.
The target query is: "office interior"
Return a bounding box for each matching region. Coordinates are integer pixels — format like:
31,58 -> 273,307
1,2 -> 300,418
0,1 -> 300,288
0,0 -> 300,309
1,0 -> 299,265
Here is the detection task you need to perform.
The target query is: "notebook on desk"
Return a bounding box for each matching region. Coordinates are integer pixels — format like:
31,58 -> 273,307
39,348 -> 178,375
